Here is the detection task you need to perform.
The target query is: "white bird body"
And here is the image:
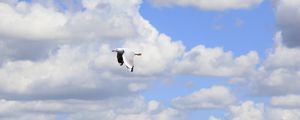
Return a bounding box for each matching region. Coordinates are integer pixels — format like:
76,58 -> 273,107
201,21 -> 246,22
112,48 -> 142,72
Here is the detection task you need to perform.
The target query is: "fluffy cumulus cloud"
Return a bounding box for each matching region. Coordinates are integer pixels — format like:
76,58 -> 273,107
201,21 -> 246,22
225,101 -> 265,120
174,45 -> 259,77
0,0 -> 186,100
0,44 -> 155,100
274,0 -> 300,47
223,5 -> 300,118
0,0 -> 188,119
222,0 -> 300,116
0,2 -> 67,41
151,0 -> 262,11
226,32 -> 300,119
0,0 -> 140,41
0,96 -> 185,120
221,100 -> 300,120
271,95 -> 300,108
268,108 -> 300,120
234,32 -> 300,96
267,95 -> 300,120
172,85 -> 236,109
208,116 -> 221,120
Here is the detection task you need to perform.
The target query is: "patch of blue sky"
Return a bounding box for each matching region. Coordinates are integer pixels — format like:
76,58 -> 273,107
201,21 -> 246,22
188,109 -> 226,120
140,0 -> 276,58
53,0 -> 85,12
56,114 -> 68,120
19,0 -> 85,12
18,0 -> 32,2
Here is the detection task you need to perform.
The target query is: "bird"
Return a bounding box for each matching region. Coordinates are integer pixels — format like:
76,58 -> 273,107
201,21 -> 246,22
112,48 -> 142,72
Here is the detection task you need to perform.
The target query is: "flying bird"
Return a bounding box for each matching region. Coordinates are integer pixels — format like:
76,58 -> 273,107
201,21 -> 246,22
112,48 -> 142,72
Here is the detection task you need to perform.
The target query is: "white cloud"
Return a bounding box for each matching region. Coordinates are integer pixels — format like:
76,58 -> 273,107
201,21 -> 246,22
233,0 -> 300,96
208,116 -> 221,120
154,108 -> 185,120
221,100 -> 300,120
0,41 -> 181,100
125,33 -> 184,75
174,45 -> 259,77
0,2 -> 68,41
0,0 -> 141,41
0,0 -> 185,73
151,0 -> 262,11
271,95 -> 300,108
128,83 -> 148,92
264,32 -> 300,69
0,40 -> 16,63
274,0 -> 300,47
250,67 -> 300,96
268,108 -> 300,120
0,45 -> 136,100
0,0 -> 18,5
0,96 -> 185,120
229,0 -> 300,98
226,101 -> 265,120
0,0 -> 185,100
147,100 -> 160,112
172,85 -> 236,109
236,32 -> 300,96
0,0 -> 190,118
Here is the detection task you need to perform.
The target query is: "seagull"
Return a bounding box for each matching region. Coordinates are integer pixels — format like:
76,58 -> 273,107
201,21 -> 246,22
112,48 -> 142,72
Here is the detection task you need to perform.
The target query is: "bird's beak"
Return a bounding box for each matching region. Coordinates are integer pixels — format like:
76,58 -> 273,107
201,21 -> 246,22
135,53 -> 142,56
112,49 -> 117,52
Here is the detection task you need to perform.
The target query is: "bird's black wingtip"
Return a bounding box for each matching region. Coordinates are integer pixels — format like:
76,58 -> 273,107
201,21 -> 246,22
131,66 -> 134,72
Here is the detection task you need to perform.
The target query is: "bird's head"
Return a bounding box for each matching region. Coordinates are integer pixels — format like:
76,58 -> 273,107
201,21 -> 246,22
112,48 -> 123,52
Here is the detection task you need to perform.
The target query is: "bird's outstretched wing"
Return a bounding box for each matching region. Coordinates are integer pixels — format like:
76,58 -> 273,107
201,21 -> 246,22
117,52 -> 124,66
123,50 -> 135,71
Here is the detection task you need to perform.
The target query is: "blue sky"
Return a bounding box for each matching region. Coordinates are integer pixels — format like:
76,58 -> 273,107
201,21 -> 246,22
141,0 -> 275,56
140,1 -> 274,119
0,0 -> 300,120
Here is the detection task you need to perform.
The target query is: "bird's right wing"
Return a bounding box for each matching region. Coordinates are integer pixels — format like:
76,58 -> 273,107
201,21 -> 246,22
123,50 -> 135,70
